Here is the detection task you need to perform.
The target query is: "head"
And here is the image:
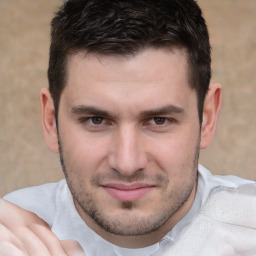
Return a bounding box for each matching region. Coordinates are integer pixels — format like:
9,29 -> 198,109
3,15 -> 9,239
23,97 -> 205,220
42,0 -> 222,247
48,0 -> 211,123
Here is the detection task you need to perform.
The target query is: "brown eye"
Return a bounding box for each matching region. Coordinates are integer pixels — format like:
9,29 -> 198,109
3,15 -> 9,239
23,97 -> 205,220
91,117 -> 104,124
153,117 -> 166,125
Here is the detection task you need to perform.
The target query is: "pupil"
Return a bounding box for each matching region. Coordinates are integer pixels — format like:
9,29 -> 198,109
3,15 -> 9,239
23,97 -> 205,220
92,117 -> 103,124
154,117 -> 165,125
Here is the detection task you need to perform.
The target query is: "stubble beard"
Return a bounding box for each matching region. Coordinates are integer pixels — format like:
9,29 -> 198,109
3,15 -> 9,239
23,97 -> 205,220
58,137 -> 200,236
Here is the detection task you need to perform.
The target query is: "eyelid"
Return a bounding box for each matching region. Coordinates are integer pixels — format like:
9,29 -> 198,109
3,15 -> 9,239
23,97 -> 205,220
146,116 -> 176,123
77,115 -> 178,131
78,116 -> 106,123
148,117 -> 166,125
77,116 -> 115,132
142,116 -> 178,130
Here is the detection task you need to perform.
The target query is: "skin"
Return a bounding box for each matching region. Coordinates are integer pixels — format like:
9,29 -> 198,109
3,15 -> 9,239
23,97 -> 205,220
0,199 -> 85,256
41,47 -> 222,248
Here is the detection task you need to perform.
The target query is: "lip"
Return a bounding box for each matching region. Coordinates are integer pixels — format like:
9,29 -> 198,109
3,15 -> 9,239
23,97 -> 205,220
101,183 -> 155,202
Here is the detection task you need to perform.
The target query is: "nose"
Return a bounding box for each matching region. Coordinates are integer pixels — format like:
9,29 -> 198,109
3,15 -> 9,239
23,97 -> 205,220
108,125 -> 147,177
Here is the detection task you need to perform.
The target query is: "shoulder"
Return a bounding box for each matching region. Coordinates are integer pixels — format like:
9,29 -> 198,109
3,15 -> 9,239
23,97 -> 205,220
164,180 -> 256,255
198,167 -> 256,249
4,179 -> 68,225
198,164 -> 255,188
201,182 -> 256,227
197,164 -> 255,203
198,165 -> 256,221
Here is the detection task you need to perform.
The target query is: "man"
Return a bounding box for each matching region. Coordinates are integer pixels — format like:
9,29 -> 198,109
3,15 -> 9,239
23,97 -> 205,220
1,0 -> 256,255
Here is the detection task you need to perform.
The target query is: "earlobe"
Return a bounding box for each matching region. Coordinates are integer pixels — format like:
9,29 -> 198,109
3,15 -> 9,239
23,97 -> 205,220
40,88 -> 59,153
200,83 -> 222,149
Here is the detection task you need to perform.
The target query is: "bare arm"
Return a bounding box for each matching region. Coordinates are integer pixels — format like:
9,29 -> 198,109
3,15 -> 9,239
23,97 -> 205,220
0,199 -> 85,256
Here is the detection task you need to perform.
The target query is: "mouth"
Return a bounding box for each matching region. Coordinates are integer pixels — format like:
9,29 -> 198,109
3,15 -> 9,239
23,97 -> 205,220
101,183 -> 156,202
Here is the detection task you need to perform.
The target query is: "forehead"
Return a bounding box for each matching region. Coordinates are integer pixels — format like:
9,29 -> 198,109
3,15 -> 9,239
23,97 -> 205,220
61,47 -> 196,114
66,47 -> 190,85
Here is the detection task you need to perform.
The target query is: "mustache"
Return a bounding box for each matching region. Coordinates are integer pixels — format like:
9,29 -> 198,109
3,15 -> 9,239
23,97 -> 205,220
91,171 -> 167,185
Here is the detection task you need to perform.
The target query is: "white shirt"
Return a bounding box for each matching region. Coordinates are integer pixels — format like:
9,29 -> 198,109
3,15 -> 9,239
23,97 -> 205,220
4,165 -> 256,256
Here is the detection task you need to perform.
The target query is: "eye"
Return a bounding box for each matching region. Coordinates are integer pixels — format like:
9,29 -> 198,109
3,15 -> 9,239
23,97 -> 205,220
78,116 -> 108,126
147,117 -> 168,126
152,117 -> 167,125
144,116 -> 178,131
78,116 -> 113,132
90,116 -> 104,125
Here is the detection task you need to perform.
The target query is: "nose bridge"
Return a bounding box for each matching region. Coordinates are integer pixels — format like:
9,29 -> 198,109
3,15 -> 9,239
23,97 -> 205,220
109,124 -> 146,176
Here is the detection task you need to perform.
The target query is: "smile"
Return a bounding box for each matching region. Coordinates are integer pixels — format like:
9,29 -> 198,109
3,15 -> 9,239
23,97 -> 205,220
101,183 -> 155,202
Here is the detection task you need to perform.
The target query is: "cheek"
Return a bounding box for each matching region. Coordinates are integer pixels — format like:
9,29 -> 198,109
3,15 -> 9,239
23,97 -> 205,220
149,131 -> 199,170
60,130 -> 110,175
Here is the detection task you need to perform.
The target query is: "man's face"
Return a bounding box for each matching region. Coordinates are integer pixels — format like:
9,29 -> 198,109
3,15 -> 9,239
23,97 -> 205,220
57,48 -> 200,240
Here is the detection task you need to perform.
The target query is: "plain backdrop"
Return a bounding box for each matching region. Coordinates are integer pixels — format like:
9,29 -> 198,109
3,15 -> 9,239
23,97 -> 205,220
1,0 -> 256,196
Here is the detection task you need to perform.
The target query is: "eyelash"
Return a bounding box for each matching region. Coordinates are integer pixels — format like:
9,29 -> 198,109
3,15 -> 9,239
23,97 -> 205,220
78,116 -> 109,125
147,117 -> 169,125
78,116 -> 177,131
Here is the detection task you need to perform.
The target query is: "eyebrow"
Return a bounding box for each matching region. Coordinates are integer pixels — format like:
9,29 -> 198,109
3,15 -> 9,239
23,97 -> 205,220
139,105 -> 184,117
71,104 -> 184,118
71,105 -> 115,119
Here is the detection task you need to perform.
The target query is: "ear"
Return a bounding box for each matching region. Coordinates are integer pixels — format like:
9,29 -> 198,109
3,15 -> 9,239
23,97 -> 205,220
40,88 -> 59,153
200,83 -> 222,149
